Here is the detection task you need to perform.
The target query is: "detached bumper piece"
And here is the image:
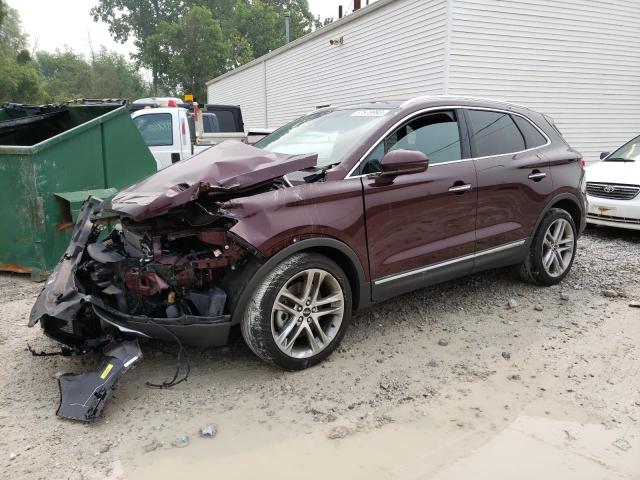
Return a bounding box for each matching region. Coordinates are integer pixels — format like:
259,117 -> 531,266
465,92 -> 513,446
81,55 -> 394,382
92,302 -> 232,347
56,339 -> 142,421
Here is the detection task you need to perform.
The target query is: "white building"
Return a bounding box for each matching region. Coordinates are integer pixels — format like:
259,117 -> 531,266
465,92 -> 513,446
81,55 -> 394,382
207,0 -> 640,163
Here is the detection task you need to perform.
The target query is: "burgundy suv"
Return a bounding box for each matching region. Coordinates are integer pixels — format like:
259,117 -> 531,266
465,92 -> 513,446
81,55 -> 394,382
31,97 -> 586,373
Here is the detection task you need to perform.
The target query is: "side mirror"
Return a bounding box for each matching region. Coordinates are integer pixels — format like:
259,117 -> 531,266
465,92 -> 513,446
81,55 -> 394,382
600,152 -> 610,160
375,149 -> 428,184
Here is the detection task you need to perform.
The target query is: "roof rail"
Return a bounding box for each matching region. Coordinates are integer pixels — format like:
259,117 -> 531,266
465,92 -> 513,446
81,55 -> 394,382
400,96 -> 436,107
401,95 -> 533,111
305,104 -> 335,115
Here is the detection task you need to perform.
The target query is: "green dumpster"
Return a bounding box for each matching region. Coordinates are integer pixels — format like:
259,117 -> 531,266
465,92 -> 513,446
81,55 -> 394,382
0,99 -> 157,279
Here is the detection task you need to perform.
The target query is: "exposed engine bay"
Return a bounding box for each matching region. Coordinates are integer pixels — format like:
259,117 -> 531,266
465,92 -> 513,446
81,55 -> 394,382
31,184 -> 263,352
81,214 -> 247,338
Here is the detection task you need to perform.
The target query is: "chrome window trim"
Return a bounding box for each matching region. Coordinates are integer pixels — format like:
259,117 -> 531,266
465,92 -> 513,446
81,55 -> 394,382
374,239 -> 527,286
345,106 -> 551,179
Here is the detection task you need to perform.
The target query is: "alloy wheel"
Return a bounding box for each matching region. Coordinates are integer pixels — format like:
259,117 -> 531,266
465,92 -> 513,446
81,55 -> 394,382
542,218 -> 574,277
271,268 -> 344,359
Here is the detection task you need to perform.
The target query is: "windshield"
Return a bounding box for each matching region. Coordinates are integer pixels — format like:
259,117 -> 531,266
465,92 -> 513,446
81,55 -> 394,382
606,135 -> 640,162
255,108 -> 395,167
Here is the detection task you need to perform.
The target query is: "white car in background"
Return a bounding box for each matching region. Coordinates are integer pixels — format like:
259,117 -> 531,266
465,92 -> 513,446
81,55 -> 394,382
585,135 -> 640,230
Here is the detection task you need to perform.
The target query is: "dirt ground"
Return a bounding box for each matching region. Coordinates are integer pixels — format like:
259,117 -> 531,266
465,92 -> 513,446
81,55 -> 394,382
1,226 -> 639,480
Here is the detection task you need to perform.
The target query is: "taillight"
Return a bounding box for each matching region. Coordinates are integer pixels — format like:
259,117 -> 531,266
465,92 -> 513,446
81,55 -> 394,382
579,158 -> 585,169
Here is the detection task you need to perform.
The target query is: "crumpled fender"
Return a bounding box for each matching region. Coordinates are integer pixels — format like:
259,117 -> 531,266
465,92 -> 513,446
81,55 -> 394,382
223,177 -> 371,280
29,197 -> 103,327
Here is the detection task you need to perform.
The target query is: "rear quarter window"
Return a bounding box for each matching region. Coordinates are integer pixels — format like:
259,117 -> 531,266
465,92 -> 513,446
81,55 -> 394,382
513,115 -> 548,149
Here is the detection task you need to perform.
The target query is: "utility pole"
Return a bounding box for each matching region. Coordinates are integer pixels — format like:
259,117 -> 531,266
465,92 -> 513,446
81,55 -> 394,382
284,12 -> 291,43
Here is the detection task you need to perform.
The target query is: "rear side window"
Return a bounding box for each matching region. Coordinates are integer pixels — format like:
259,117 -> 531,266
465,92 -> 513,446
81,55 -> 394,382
133,113 -> 173,146
513,115 -> 547,148
466,110 -> 525,157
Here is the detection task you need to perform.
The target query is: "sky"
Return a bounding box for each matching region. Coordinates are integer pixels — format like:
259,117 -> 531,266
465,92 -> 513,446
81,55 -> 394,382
7,0 -> 379,59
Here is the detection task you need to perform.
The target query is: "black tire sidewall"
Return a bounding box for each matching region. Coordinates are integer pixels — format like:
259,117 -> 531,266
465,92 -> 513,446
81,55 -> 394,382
241,252 -> 352,370
530,209 -> 577,286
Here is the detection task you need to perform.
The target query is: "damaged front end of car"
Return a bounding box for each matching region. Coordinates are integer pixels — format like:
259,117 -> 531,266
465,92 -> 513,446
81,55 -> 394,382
28,141 -> 318,420
30,199 -> 247,351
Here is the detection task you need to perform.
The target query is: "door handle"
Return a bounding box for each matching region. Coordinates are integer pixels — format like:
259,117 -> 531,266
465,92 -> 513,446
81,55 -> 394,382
528,171 -> 547,181
448,184 -> 472,194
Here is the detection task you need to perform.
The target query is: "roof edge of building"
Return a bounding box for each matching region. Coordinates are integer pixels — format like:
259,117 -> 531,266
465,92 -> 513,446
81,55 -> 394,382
206,0 -> 398,87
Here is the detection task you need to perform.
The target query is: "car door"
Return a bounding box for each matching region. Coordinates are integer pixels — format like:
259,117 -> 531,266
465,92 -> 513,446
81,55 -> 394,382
463,108 -> 553,265
359,109 -> 478,301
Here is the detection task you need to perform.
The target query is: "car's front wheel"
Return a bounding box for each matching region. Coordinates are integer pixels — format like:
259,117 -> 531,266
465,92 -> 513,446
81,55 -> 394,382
519,208 -> 577,286
241,252 -> 352,370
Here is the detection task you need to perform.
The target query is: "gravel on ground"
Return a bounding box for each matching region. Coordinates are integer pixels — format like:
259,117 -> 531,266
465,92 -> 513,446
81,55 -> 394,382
0,226 -> 639,479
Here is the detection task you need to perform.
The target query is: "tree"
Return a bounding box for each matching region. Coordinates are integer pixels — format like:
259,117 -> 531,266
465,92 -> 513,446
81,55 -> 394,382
90,0 -> 185,93
91,0 -> 332,97
0,3 -> 43,103
232,0 -> 281,58
318,16 -> 334,27
148,5 -> 229,100
194,0 -> 283,55
0,2 -> 26,55
90,49 -> 150,100
0,4 -> 149,104
36,48 -> 150,102
0,54 -> 43,103
36,50 -> 92,101
227,32 -> 254,70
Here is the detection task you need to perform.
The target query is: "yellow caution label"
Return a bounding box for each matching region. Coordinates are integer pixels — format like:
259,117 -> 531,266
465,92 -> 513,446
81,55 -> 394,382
100,364 -> 114,380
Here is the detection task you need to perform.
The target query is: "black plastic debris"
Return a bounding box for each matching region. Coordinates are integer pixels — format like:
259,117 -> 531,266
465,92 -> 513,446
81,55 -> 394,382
56,339 -> 142,421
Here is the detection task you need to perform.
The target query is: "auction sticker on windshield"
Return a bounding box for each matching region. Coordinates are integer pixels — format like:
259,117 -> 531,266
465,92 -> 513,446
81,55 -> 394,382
350,110 -> 391,117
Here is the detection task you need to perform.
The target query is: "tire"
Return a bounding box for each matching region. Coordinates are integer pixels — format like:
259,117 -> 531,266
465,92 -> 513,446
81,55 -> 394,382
241,252 -> 352,370
519,208 -> 577,286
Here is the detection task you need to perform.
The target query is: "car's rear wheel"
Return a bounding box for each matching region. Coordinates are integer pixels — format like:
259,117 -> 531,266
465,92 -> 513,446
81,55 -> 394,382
241,252 -> 352,370
519,208 -> 577,286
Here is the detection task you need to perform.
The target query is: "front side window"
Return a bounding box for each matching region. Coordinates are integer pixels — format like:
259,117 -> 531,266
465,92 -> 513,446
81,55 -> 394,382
133,113 -> 173,146
361,111 -> 462,174
466,110 -> 525,157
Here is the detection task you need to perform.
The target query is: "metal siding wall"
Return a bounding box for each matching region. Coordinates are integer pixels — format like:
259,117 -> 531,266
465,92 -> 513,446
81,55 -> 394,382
448,0 -> 640,163
208,0 -> 448,129
207,61 -> 266,129
266,0 -> 448,127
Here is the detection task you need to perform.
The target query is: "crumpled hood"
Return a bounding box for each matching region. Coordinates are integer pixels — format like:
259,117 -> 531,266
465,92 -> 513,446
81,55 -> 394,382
106,140 -> 317,221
